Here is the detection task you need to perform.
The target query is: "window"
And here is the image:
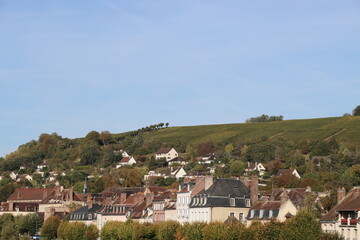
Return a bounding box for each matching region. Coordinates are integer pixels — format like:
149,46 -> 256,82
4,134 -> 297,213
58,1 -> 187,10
230,212 -> 234,217
230,198 -> 235,206
245,199 -> 251,207
88,214 -> 92,219
239,213 -> 244,220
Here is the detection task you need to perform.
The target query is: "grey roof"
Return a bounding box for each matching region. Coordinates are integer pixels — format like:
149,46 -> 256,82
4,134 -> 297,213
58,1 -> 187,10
190,179 -> 251,208
205,179 -> 250,197
69,204 -> 102,221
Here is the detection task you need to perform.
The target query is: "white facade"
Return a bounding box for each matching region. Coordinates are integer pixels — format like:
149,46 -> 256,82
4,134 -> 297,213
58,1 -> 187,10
156,148 -> 178,161
189,207 -> 211,223
116,156 -> 137,168
171,167 -> 187,179
176,192 -> 192,224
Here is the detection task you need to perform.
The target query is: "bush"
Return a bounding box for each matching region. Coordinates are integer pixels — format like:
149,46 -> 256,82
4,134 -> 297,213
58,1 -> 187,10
156,221 -> 180,240
202,222 -> 230,240
179,222 -> 206,240
132,222 -> 156,240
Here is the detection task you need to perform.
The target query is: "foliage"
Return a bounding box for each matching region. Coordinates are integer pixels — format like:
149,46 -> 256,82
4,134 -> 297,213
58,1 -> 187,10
201,222 -> 229,240
353,105 -> 360,116
17,213 -> 42,236
281,209 -> 321,240
245,114 -> 284,123
41,216 -> 61,240
156,221 -> 180,240
57,221 -> 97,240
179,222 -> 206,240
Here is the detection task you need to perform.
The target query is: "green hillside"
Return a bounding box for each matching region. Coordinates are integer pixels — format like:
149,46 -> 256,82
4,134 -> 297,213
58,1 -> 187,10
139,116 -> 360,146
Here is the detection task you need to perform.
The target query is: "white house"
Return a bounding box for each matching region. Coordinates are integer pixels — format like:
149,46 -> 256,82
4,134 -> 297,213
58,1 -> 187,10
116,156 -> 137,168
171,167 -> 187,179
199,153 -> 216,164
176,177 -> 213,224
156,148 -> 178,161
168,157 -> 188,166
36,163 -> 48,172
9,172 -> 17,180
245,162 -> 267,176
276,168 -> 301,179
144,171 -> 163,181
16,174 -> 33,182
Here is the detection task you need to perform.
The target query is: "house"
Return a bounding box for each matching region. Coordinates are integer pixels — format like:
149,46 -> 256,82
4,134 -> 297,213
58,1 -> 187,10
9,172 -> 17,180
188,178 -> 254,223
272,186 -> 315,209
69,203 -> 102,226
209,164 -> 225,174
320,186 -> 360,239
245,162 -> 267,176
176,177 -> 213,224
276,168 -> 301,179
36,163 -> 48,172
155,148 -> 178,161
246,198 -> 297,225
168,157 -> 188,166
116,156 -> 137,168
170,167 -> 187,179
199,153 -> 216,164
144,171 -> 163,181
16,174 -> 33,182
153,190 -> 177,223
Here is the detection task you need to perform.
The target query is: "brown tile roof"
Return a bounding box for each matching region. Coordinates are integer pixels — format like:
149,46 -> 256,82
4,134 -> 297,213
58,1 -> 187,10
156,148 -> 173,154
8,187 -> 56,201
321,187 -> 360,222
120,157 -> 131,163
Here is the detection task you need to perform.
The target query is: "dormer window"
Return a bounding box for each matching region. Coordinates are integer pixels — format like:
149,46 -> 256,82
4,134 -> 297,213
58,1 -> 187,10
88,214 -> 92,219
230,198 -> 235,207
245,199 -> 251,207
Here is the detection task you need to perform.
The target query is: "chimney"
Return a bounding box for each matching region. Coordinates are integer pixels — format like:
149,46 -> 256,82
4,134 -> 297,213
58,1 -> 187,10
146,193 -> 154,206
250,175 -> 259,204
8,201 -> 14,211
243,177 -> 251,188
120,192 -> 127,204
69,188 -> 73,203
104,198 -> 112,206
87,195 -> 93,209
204,176 -> 213,191
337,187 -> 346,203
306,186 -> 312,193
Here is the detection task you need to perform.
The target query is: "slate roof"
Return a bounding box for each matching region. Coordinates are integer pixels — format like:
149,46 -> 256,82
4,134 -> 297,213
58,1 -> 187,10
168,157 -> 187,163
190,179 -> 250,208
321,187 -> 360,222
156,148 -> 174,154
69,204 -> 102,221
247,201 -> 282,220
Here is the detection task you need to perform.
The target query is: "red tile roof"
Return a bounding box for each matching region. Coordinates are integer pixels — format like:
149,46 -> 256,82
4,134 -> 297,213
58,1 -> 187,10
156,148 -> 174,154
120,157 -> 131,163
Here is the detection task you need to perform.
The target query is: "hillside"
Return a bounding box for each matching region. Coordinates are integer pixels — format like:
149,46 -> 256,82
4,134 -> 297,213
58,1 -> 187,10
138,116 -> 360,146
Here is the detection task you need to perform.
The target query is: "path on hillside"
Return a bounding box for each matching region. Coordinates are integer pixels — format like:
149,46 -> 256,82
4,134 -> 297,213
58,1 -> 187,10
323,128 -> 346,141
268,130 -> 287,139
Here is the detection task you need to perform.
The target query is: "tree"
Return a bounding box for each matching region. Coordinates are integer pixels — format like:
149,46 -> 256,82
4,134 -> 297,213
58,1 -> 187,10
1,221 -> 19,240
281,209 -> 321,240
202,222 -> 230,240
229,161 -> 245,176
18,213 -> 42,236
99,131 -> 112,146
353,105 -> 360,116
41,216 -> 61,240
179,222 -> 206,240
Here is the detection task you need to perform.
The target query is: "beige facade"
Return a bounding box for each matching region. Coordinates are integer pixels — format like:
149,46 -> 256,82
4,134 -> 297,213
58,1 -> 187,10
96,214 -> 127,230
212,207 -> 249,222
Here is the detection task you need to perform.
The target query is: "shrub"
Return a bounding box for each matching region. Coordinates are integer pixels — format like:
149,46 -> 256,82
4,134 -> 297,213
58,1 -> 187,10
41,216 -> 61,240
156,221 -> 180,240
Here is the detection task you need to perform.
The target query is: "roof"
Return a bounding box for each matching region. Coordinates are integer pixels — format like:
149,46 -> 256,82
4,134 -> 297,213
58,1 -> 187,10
120,157 -> 131,163
250,201 -> 282,210
156,148 -> 174,154
247,201 -> 283,220
8,187 -> 56,201
246,162 -> 257,171
321,187 -> 360,222
69,204 -> 102,221
190,179 -> 250,208
224,215 -> 240,224
169,157 -> 187,162
276,169 -> 295,176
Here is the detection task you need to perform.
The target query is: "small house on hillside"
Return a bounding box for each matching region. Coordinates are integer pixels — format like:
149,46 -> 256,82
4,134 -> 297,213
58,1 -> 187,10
276,168 -> 301,179
168,157 -> 188,166
155,148 -> 178,161
245,162 -> 267,176
199,153 -> 216,164
116,156 -> 136,168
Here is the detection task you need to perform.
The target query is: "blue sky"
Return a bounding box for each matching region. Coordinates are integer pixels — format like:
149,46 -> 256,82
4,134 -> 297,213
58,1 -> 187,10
1,0 -> 360,157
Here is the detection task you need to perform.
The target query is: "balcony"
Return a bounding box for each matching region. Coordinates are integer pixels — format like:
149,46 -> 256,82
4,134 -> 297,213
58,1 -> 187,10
340,218 -> 357,226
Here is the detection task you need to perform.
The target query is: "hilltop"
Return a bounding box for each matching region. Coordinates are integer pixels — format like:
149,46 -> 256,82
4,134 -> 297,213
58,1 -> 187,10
129,116 -> 360,146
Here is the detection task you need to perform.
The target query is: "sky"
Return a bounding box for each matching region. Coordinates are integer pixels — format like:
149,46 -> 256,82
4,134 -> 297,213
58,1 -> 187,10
1,0 -> 360,157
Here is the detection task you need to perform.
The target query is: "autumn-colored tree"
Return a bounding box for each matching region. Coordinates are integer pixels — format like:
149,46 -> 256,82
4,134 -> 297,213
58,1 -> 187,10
156,221 -> 180,240
179,222 -> 206,240
202,222 -> 230,240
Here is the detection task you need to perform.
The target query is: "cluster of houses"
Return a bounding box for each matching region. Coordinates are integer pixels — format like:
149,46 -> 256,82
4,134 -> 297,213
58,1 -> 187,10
2,146 -> 359,239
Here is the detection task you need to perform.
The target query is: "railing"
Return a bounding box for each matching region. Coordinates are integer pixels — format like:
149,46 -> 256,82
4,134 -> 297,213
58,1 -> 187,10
349,219 -> 357,225
340,218 -> 357,226
341,219 -> 348,225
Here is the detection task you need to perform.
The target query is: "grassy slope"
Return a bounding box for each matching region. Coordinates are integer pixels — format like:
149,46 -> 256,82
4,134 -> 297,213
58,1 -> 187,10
137,116 -> 360,146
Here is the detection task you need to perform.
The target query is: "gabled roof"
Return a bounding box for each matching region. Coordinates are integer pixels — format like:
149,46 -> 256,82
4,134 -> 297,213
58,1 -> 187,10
156,148 -> 174,154
276,169 -> 296,176
69,204 -> 102,221
204,179 -> 250,197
